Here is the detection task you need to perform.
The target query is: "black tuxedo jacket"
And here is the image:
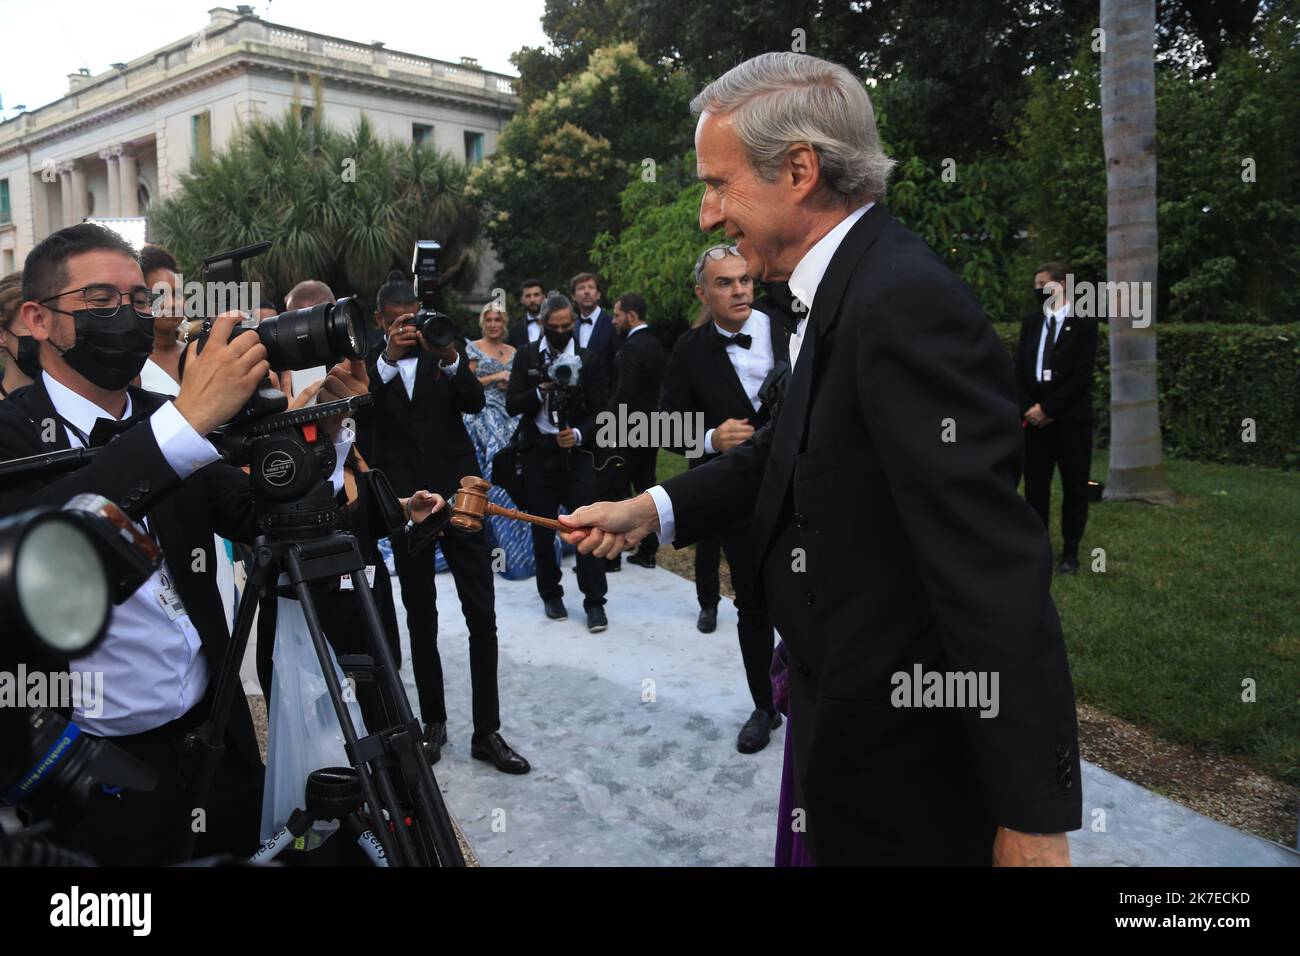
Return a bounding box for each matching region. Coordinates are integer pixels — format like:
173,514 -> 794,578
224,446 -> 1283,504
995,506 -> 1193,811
1014,309 -> 1099,423
609,327 -> 667,418
364,346 -> 485,499
577,306 -> 617,380
660,311 -> 789,467
504,341 -> 609,447
0,378 -> 261,767
506,316 -> 540,350
661,205 -> 1082,864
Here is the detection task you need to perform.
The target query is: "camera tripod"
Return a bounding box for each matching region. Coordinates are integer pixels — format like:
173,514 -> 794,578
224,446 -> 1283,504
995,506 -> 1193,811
181,396 -> 465,866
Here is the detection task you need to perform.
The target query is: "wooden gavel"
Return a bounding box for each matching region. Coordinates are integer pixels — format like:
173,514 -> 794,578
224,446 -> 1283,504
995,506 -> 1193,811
449,475 -> 567,532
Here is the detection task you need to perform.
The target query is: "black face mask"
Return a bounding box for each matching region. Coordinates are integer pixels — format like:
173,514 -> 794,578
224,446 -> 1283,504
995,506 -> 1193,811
545,329 -> 573,353
50,305 -> 155,391
3,335 -> 42,380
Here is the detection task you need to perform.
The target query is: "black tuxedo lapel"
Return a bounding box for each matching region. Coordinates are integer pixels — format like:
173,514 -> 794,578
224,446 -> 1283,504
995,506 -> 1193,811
705,325 -> 758,415
752,205 -> 888,560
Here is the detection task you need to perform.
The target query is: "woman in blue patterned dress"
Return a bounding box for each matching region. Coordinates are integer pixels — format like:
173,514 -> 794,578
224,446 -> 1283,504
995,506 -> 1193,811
463,303 -> 536,579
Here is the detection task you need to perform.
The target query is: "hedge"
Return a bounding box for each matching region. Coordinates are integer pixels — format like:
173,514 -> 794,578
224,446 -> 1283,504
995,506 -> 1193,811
990,322 -> 1300,469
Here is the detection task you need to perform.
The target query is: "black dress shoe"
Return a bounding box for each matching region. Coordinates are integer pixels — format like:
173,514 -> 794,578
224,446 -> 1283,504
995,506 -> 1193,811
471,732 -> 531,774
697,606 -> 718,633
1057,555 -> 1080,575
586,606 -> 608,632
605,555 -> 622,572
736,709 -> 782,754
627,549 -> 656,569
422,721 -> 447,763
544,597 -> 568,620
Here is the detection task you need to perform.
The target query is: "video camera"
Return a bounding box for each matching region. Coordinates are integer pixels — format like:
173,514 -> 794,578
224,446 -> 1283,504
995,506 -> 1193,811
0,497 -> 161,832
527,351 -> 584,431
191,241 -> 368,424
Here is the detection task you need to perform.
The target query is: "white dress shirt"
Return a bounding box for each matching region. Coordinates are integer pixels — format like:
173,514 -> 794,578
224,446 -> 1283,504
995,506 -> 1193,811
577,305 -> 603,350
46,372 -> 352,735
648,203 -> 875,544
139,359 -> 180,397
375,340 -> 461,399
703,308 -> 775,455
524,314 -> 543,344
1035,301 -> 1071,383
534,337 -> 583,445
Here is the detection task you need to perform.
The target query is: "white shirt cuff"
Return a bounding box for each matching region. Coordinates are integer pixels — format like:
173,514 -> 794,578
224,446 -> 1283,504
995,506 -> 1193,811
376,354 -> 400,384
328,425 -> 355,495
154,401 -> 221,479
703,428 -> 717,456
572,428 -> 582,446
646,484 -> 675,545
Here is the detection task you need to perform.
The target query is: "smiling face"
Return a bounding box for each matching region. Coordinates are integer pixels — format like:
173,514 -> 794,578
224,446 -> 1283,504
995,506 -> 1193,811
480,308 -> 506,340
696,111 -> 802,282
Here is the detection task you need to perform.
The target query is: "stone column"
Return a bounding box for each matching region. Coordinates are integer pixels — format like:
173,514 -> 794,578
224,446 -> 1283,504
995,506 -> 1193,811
69,161 -> 88,223
100,147 -> 121,217
119,147 -> 139,217
58,163 -> 74,227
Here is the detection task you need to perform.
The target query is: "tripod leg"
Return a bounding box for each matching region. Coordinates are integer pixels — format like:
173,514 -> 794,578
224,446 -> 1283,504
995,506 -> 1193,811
283,548 -> 418,867
351,571 -> 466,867
180,540 -> 275,862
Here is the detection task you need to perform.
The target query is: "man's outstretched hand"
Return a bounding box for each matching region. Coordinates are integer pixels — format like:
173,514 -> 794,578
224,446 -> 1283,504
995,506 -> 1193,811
992,828 -> 1071,866
559,493 -> 661,559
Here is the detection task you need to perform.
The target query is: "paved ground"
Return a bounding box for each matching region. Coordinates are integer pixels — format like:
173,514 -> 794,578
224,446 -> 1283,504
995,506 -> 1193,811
244,552 -> 1299,867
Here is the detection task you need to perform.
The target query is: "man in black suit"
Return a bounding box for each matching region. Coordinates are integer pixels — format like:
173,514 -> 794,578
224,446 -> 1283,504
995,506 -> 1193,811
659,243 -> 788,753
604,292 -> 667,569
1015,263 -> 1099,575
364,272 -> 529,774
506,278 -> 545,350
505,291 -> 610,631
0,223 -> 277,864
561,53 -> 1081,866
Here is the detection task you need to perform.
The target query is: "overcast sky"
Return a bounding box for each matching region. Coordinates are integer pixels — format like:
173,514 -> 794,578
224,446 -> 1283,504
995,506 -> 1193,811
0,0 -> 551,116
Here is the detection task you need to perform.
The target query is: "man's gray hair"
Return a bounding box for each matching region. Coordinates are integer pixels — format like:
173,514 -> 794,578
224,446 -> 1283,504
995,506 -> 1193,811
539,291 -> 573,325
693,243 -> 743,287
690,52 -> 894,206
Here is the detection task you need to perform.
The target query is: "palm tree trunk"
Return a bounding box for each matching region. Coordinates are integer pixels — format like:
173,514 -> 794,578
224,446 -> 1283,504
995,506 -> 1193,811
1101,0 -> 1174,502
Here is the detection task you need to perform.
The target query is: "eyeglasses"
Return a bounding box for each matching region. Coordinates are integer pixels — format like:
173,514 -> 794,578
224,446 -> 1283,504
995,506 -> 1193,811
39,284 -> 154,318
694,244 -> 742,285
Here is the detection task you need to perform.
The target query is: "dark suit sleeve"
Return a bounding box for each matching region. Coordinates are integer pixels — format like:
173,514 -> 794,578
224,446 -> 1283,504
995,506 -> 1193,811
610,340 -> 648,413
0,404 -> 186,521
200,461 -> 257,543
577,352 -> 608,446
505,348 -> 541,418
1040,319 -> 1097,420
1014,317 -> 1034,414
657,336 -> 694,458
446,349 -> 485,415
855,273 -> 1081,834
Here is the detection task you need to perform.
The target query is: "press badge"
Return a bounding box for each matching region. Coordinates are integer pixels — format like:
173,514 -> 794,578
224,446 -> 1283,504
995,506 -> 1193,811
152,571 -> 187,622
340,566 -> 376,590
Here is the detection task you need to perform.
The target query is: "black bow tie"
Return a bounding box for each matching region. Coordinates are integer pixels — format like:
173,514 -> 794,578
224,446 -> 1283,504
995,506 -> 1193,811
714,329 -> 752,349
759,282 -> 803,335
88,413 -> 148,448
579,316 -> 594,325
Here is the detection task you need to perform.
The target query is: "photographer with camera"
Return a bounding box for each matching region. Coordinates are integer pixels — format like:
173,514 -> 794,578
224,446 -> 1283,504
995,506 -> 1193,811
505,291 -> 611,631
0,223 -> 346,863
365,270 -> 530,774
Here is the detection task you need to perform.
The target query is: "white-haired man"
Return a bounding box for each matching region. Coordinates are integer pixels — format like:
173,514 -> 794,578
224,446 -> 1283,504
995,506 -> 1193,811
560,53 -> 1082,866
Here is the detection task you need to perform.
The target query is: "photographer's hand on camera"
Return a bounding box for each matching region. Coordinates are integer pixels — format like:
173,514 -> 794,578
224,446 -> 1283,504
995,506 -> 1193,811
384,317 -> 420,362
173,312 -> 270,435
556,428 -> 578,449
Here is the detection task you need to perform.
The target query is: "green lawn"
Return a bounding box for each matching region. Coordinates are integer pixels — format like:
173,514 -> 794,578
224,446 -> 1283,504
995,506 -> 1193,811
655,448 -> 1300,784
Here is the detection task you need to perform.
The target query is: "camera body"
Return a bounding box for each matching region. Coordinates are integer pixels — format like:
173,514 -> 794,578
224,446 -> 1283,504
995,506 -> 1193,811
191,242 -> 367,425
527,352 -> 585,432
409,241 -> 457,350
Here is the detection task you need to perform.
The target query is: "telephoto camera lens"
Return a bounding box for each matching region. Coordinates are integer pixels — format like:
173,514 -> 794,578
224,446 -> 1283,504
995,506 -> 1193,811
256,296 -> 367,371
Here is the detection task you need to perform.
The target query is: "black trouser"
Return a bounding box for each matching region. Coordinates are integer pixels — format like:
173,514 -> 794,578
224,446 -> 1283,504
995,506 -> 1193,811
600,444 -> 660,557
256,561 -> 402,737
695,524 -> 776,713
391,522 -> 500,739
1023,418 -> 1093,560
53,696 -> 264,866
522,440 -> 607,609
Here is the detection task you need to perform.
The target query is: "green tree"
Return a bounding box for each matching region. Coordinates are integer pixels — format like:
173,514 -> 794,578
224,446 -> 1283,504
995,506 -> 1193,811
150,99 -> 482,309
469,43 -> 695,295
